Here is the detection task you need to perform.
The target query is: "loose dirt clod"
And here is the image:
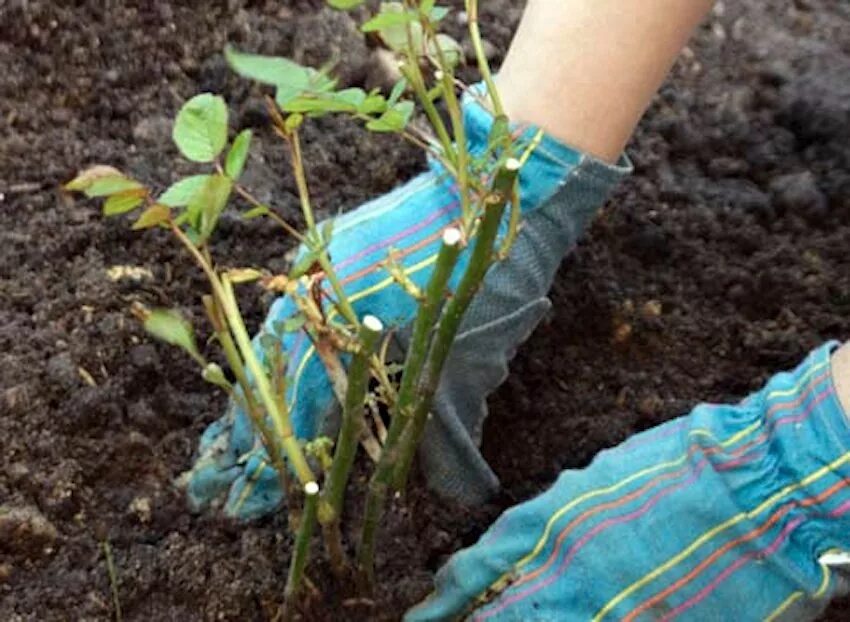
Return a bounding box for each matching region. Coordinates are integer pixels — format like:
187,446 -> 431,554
0,505 -> 58,559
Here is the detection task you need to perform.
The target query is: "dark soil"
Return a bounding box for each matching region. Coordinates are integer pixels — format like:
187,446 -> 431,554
1,0 -> 849,620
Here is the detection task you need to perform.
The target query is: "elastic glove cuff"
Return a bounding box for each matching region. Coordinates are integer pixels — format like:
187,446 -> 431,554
456,82 -> 632,211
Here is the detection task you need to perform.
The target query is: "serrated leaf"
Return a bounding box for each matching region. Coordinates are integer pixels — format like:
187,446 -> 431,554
103,190 -> 146,215
242,205 -> 271,220
225,129 -> 252,180
65,165 -> 125,192
185,174 -> 232,242
143,308 -> 202,362
327,0 -> 364,8
132,204 -> 171,229
158,174 -> 211,207
366,101 -> 414,132
172,93 -> 229,163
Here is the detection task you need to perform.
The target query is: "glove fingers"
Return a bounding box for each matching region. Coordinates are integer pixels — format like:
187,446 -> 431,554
185,400 -> 248,512
421,297 -> 552,504
223,450 -> 285,520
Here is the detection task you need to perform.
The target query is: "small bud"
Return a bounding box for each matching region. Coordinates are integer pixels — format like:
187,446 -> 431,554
304,481 -> 319,496
202,363 -> 230,390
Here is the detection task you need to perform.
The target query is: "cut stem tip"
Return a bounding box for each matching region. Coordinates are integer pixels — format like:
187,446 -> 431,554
442,227 -> 462,246
362,315 -> 384,333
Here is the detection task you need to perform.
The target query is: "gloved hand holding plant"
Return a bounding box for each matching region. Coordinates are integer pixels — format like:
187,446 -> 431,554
66,0 -> 850,620
67,0 -> 630,605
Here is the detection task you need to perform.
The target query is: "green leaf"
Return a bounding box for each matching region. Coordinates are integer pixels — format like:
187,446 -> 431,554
284,88 -> 369,115
158,174 -> 211,207
327,0 -> 365,9
387,78 -> 407,107
65,165 -> 125,192
273,314 -> 307,334
427,34 -> 462,69
366,101 -> 414,132
103,191 -> 145,215
185,174 -> 233,241
333,88 -> 366,109
358,93 -> 388,115
242,205 -> 271,219
172,93 -> 229,163
132,204 -> 171,229
226,46 -> 310,86
225,129 -> 253,180
87,176 -> 144,197
321,218 -> 335,245
361,8 -> 416,33
225,46 -> 336,107
289,247 -> 323,279
429,5 -> 450,21
258,333 -> 280,353
225,267 -> 264,283
143,308 -> 202,363
285,113 -> 304,132
368,2 -> 424,53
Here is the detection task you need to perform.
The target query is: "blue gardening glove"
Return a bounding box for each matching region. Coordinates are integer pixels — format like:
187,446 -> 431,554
184,85 -> 630,519
407,342 -> 850,622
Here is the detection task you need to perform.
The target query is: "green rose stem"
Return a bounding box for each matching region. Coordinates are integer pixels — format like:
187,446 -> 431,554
356,227 -> 464,591
318,315 -> 383,575
283,481 -> 320,619
465,0 -> 504,116
392,157 -> 521,489
220,275 -> 316,484
170,222 -> 316,486
202,294 -> 297,523
285,129 -> 360,329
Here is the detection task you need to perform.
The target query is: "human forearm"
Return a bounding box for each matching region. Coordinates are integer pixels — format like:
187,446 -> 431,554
496,0 -> 716,162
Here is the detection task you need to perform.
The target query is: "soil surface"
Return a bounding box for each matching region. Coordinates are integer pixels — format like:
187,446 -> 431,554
2,0 -> 850,620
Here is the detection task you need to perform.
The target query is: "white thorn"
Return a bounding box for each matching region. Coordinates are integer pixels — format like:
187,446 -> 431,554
434,69 -> 445,81
304,481 -> 319,496
443,227 -> 462,246
505,157 -> 521,172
